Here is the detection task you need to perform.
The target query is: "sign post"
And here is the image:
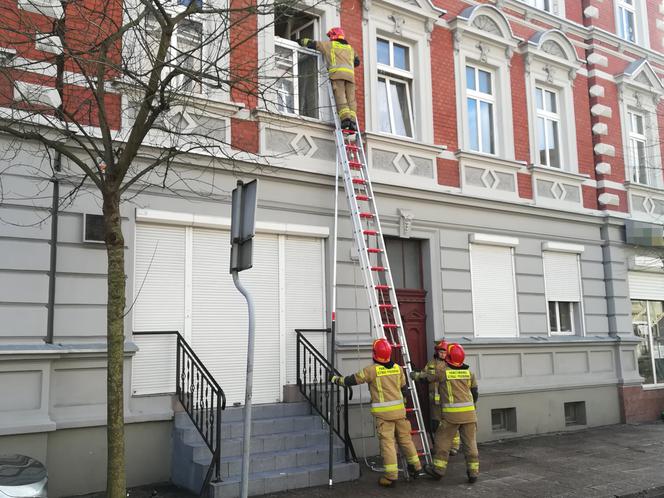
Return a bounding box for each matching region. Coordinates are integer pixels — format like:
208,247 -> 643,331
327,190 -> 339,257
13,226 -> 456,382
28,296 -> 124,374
230,179 -> 257,498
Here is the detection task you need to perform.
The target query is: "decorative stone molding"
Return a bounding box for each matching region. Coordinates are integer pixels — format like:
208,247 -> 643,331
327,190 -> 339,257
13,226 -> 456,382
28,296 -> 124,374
596,162 -> 612,175
388,14 -> 406,35
598,192 -> 620,206
656,19 -> 664,32
17,0 -> 62,18
587,52 -> 608,67
529,165 -> 587,210
35,34 -> 63,55
594,143 -> 616,156
457,151 -> 526,202
592,123 -> 608,135
583,6 -> 599,18
13,81 -> 61,108
591,104 -> 612,118
589,85 -> 605,98
398,209 -> 414,238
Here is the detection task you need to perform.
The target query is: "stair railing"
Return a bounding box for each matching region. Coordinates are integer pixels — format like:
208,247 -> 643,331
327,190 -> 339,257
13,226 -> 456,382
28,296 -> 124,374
134,331 -> 226,495
296,329 -> 357,462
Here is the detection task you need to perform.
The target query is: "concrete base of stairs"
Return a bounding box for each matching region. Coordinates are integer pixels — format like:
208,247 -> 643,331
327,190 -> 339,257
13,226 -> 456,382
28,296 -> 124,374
172,401 -> 359,497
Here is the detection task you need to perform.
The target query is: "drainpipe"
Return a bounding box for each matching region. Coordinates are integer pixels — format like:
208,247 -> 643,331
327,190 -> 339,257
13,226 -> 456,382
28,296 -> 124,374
45,151 -> 61,344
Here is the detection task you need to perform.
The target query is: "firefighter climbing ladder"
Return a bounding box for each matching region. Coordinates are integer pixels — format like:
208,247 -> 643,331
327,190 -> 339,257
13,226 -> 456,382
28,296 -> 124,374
326,79 -> 433,469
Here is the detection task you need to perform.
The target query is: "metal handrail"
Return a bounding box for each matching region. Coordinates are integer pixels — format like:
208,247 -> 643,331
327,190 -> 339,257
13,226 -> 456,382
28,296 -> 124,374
134,331 -> 226,495
295,329 -> 356,462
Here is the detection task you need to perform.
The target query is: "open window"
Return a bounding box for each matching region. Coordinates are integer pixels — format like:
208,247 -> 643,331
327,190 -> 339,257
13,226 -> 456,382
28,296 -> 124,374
273,5 -> 323,119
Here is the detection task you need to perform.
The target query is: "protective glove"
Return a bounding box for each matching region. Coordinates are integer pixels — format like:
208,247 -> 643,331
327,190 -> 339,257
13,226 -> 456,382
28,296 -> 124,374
409,370 -> 421,381
330,375 -> 344,386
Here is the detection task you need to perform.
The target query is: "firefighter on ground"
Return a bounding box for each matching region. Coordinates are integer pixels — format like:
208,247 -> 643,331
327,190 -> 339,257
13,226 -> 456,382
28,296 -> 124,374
410,343 -> 480,483
298,27 -> 360,131
415,339 -> 461,456
331,338 -> 423,487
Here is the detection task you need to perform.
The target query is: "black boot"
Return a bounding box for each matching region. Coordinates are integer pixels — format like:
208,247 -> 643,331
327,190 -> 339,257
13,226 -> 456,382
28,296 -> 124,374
407,464 -> 426,480
341,118 -> 352,130
349,119 -> 358,132
467,471 -> 478,484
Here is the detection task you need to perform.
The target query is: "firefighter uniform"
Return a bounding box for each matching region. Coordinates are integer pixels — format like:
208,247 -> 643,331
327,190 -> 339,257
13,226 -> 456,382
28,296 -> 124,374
422,356 -> 461,454
432,363 -> 479,481
300,33 -> 360,127
332,340 -> 422,486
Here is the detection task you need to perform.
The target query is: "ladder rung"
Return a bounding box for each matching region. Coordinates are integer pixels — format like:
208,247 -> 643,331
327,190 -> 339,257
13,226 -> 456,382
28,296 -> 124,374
382,323 -> 399,329
342,129 -> 356,135
352,178 -> 366,185
406,408 -> 419,413
355,195 -> 370,201
346,144 -> 359,150
371,266 -> 386,272
378,303 -> 393,309
417,451 -> 426,457
374,283 -> 390,289
411,429 -> 423,435
349,161 -> 362,169
359,212 -> 374,219
389,341 -> 402,347
363,229 -> 377,235
368,248 -> 383,254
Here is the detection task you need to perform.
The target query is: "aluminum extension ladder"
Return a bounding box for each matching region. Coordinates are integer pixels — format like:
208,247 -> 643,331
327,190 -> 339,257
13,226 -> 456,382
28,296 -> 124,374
326,79 -> 433,469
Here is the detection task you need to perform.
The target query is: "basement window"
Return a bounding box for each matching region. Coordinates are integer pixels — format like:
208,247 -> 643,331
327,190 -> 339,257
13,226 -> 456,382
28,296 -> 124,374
564,401 -> 587,426
83,214 -> 105,243
491,407 -> 517,433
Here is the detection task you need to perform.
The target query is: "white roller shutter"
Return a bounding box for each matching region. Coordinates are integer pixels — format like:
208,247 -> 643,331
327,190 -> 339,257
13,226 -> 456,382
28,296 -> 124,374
285,236 -> 326,385
628,271 -> 664,300
543,252 -> 581,302
470,244 -> 518,338
132,224 -> 185,395
191,228 -> 281,405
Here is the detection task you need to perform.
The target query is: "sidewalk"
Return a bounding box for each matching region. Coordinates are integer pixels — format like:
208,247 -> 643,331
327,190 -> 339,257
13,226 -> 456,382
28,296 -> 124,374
264,422 -> 664,498
116,422 -> 664,498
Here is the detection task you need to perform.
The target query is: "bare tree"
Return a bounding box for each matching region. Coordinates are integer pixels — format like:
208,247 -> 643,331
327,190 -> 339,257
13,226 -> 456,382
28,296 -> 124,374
0,0 -> 333,494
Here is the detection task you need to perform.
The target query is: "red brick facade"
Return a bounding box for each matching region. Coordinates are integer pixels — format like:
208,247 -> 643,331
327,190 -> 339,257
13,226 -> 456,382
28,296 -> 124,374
619,385 -> 664,423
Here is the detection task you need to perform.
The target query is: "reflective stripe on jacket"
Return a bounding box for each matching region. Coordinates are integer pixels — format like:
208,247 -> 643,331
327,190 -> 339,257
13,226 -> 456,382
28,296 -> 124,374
440,367 -> 478,424
354,363 -> 406,420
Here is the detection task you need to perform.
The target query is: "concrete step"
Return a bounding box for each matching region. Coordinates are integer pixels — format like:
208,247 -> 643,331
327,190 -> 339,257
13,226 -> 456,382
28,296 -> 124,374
174,402 -> 312,428
194,443 -> 347,478
209,461 -> 360,497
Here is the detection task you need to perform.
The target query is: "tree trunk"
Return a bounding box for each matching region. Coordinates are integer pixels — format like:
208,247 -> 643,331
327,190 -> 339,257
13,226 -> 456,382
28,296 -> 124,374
104,191 -> 126,497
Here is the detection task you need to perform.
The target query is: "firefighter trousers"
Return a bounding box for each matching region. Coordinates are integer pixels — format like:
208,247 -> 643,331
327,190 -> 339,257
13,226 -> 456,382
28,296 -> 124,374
432,420 -> 479,478
376,417 -> 421,481
431,419 -> 460,452
331,79 -> 356,123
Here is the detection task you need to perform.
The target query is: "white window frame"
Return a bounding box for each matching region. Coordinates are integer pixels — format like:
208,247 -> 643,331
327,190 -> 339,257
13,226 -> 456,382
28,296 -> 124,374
465,64 -> 496,155
617,0 -> 637,43
631,299 -> 664,386
376,37 -> 415,138
542,247 -> 586,337
522,33 -> 581,173
627,110 -> 652,185
451,8 -> 518,160
520,0 -> 565,15
614,0 -> 650,47
534,85 -> 562,168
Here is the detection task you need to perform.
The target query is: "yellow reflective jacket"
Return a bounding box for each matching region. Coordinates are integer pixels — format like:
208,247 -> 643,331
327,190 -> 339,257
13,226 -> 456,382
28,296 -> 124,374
300,39 -> 358,82
353,362 -> 406,421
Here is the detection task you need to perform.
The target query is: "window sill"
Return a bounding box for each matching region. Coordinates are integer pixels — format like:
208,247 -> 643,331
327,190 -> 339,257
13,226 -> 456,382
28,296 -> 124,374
642,383 -> 664,391
254,108 -> 334,130
529,164 -> 588,210
529,165 -> 589,183
456,150 -> 527,202
625,182 -> 664,221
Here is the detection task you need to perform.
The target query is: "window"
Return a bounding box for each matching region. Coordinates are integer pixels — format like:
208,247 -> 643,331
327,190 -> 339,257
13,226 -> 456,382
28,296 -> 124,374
535,87 -> 561,168
466,65 -> 495,154
632,300 -> 664,385
83,214 -> 105,243
627,111 -> 651,185
564,401 -> 587,426
491,408 -> 517,432
470,242 -> 518,338
617,0 -> 637,43
145,15 -> 203,94
525,0 -> 553,12
274,7 -> 321,119
384,237 -> 422,289
543,251 -> 583,336
376,38 -> 414,138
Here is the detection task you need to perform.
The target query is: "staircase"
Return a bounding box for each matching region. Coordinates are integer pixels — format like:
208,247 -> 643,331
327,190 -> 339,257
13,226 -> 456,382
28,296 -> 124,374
172,401 -> 359,497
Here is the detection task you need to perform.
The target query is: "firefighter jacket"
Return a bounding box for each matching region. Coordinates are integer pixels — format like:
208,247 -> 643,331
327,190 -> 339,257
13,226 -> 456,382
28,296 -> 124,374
438,364 -> 478,424
300,39 -> 360,83
343,361 -> 406,421
424,356 -> 446,421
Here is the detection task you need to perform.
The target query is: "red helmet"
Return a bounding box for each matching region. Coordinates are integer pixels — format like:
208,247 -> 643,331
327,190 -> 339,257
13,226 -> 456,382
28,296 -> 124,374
434,339 -> 449,352
372,338 -> 392,363
445,343 -> 465,368
327,27 -> 345,41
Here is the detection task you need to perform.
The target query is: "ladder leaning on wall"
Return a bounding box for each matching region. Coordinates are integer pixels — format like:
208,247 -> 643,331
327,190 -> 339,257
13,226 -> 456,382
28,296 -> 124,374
325,78 -> 433,471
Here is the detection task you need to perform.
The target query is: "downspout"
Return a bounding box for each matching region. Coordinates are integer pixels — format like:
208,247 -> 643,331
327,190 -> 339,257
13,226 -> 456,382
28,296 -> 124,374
46,151 -> 61,344
46,6 -> 66,344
